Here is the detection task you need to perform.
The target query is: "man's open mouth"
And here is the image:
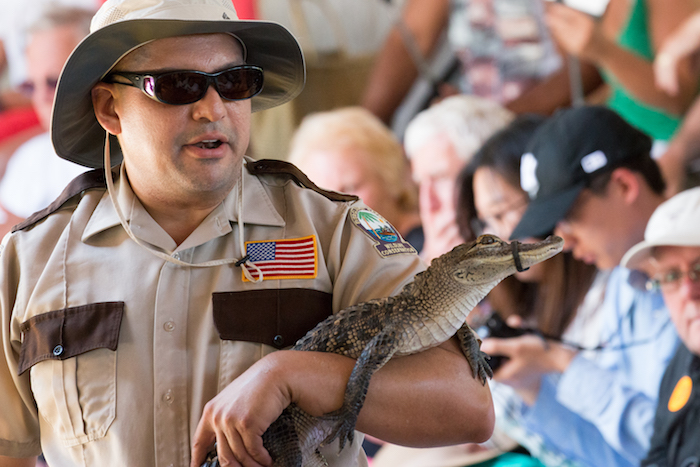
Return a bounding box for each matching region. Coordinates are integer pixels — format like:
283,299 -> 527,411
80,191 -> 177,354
195,140 -> 224,149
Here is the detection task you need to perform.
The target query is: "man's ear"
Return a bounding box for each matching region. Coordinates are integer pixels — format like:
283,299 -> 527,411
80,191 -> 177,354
92,83 -> 121,135
609,167 -> 640,205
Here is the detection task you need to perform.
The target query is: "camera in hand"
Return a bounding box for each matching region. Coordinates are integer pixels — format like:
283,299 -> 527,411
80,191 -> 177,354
476,313 -> 530,371
200,444 -> 219,467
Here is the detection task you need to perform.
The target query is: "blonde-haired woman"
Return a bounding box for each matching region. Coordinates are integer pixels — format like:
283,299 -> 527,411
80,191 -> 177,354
289,106 -> 423,250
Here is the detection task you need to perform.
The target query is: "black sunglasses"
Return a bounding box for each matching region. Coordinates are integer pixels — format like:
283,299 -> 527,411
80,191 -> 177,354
104,65 -> 264,105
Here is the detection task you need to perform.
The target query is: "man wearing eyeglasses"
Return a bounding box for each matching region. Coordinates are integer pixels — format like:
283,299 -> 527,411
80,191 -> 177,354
621,187 -> 700,467
0,1 -> 495,467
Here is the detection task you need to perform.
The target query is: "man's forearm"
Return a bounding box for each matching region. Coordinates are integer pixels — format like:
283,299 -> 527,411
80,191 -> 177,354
505,61 -> 603,115
356,337 -> 494,446
0,456 -> 38,467
276,337 -> 495,446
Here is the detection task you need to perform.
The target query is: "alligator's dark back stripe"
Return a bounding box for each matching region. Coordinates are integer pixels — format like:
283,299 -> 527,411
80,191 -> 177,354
13,169 -> 107,233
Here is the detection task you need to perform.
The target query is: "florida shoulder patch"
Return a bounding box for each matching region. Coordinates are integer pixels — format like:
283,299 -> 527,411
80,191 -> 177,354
350,208 -> 417,258
243,235 -> 318,282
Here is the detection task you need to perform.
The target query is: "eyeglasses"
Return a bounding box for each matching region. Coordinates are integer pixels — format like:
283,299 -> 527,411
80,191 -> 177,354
646,260 -> 700,292
19,77 -> 59,96
104,65 -> 264,105
471,196 -> 529,237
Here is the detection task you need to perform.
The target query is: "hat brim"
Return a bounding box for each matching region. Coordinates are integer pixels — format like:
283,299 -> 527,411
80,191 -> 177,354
510,181 -> 585,240
52,18 -> 305,168
621,233 -> 700,270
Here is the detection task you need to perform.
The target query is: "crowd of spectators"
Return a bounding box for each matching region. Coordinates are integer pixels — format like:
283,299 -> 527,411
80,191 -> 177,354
1,0 -> 700,466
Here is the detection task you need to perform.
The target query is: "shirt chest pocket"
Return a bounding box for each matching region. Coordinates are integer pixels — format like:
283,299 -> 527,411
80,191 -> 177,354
19,302 -> 124,447
211,288 -> 332,390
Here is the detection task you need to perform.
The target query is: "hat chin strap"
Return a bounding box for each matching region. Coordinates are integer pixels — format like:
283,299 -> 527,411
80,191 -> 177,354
103,132 -> 263,282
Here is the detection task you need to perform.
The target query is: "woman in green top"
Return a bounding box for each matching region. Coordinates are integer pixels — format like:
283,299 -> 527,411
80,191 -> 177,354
546,0 -> 699,141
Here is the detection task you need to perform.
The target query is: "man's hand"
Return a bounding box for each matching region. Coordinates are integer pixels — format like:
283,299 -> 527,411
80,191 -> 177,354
190,351 -> 355,467
481,334 -> 576,406
545,3 -> 609,62
654,12 -> 700,95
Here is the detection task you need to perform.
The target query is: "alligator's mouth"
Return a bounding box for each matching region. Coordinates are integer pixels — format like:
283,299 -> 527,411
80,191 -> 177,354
510,236 -> 564,271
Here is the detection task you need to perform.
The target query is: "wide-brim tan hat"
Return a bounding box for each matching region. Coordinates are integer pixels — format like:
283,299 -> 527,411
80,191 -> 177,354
621,186 -> 700,270
52,0 -> 306,168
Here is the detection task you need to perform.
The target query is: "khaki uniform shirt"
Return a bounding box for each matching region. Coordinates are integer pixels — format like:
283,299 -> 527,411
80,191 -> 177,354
0,159 -> 424,467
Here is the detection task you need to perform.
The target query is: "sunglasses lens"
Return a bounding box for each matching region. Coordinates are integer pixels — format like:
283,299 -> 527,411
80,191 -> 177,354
146,67 -> 263,105
216,67 -> 263,100
156,72 -> 209,105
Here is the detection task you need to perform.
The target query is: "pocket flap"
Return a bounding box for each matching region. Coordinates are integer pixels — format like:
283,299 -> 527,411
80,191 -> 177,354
212,288 -> 332,349
18,302 -> 125,375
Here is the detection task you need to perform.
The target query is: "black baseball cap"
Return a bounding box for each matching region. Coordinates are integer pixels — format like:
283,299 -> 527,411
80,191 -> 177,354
510,106 -> 652,240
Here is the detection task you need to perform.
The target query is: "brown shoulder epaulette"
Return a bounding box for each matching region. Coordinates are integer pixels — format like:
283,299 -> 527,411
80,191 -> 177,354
12,168 -> 107,233
247,159 -> 359,203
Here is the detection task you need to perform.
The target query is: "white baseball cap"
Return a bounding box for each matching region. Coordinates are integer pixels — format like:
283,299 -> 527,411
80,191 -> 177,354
621,186 -> 700,270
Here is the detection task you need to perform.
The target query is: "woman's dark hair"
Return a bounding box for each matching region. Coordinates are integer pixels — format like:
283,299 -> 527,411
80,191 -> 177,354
456,114 -> 546,241
455,114 -> 597,338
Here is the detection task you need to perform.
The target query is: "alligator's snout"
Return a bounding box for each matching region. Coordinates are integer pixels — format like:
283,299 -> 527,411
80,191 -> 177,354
510,236 -> 564,272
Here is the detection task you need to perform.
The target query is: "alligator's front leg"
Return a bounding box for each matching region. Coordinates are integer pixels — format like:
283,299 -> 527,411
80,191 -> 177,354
456,322 -> 493,385
321,328 -> 399,451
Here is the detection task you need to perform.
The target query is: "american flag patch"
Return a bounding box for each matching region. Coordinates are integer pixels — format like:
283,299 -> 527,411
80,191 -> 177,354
242,235 -> 318,282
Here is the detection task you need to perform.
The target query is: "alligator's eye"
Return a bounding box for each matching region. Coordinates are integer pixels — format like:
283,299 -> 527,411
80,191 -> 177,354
479,235 -> 496,245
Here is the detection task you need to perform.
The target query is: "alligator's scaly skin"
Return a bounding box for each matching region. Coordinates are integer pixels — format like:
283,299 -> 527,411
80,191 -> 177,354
261,234 -> 564,467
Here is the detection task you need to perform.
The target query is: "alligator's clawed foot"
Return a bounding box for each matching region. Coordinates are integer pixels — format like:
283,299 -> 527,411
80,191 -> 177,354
457,325 -> 493,385
319,405 -> 358,451
470,350 -> 494,384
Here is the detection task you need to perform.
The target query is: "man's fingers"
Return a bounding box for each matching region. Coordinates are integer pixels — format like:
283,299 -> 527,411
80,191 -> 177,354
215,431 -> 244,467
191,417 -> 217,467
480,337 -> 510,357
236,429 -> 273,467
654,53 -> 680,95
505,315 -> 523,328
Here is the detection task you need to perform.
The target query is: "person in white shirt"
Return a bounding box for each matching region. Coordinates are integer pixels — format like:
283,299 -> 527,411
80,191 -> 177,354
0,4 -> 92,233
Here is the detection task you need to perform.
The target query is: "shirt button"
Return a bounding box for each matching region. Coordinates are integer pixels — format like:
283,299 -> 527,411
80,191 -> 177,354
164,321 -> 175,332
273,335 -> 284,347
52,345 -> 64,356
172,252 -> 181,261
163,390 -> 173,404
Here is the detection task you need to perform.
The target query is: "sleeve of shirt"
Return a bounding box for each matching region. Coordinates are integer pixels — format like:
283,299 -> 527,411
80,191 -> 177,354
0,134 -> 85,218
555,355 -> 656,463
0,234 -> 42,457
324,201 -> 426,311
0,142 -> 32,217
521,374 -> 635,467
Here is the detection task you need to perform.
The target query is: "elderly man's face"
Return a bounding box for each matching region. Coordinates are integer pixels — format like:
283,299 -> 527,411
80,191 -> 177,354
646,246 -> 700,355
410,133 -> 466,260
104,34 -> 250,207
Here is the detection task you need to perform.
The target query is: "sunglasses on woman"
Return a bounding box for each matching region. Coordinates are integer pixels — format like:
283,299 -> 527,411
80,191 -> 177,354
104,65 -> 264,105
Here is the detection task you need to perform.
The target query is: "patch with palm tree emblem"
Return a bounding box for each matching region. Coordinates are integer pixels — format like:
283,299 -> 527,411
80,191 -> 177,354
350,207 -> 417,257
